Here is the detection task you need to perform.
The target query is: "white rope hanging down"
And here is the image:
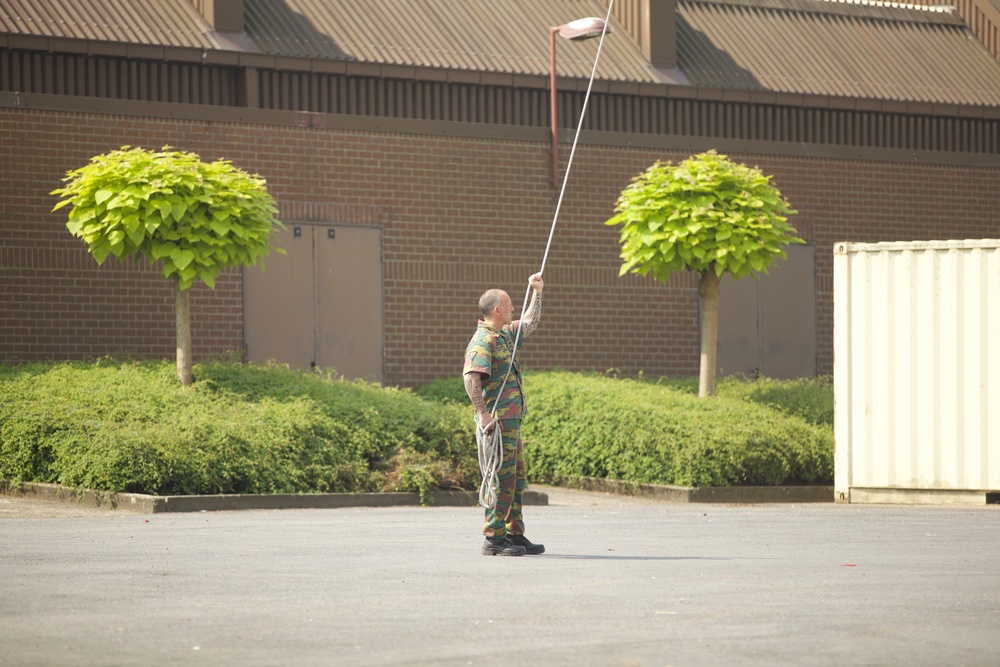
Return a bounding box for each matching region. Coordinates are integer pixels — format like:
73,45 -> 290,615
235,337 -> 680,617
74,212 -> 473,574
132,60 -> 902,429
476,420 -> 504,508
476,1 -> 615,509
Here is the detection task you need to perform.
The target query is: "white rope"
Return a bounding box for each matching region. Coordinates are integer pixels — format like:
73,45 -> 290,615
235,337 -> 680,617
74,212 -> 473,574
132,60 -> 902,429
476,420 -> 503,508
476,1 -> 614,509
541,0 -> 614,277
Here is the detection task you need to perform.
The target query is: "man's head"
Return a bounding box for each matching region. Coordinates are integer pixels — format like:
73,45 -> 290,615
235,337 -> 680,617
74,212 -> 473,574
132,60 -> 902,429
479,289 -> 514,326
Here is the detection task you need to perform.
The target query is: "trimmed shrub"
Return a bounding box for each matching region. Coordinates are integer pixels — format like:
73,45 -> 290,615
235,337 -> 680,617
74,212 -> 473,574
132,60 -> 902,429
715,375 -> 834,427
0,360 -> 476,496
1,362 -> 832,496
415,376 -> 470,405
419,371 -> 833,487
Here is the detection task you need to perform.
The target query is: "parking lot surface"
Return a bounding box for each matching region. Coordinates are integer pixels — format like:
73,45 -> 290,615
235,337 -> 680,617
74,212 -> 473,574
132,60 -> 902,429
1,487 -> 997,666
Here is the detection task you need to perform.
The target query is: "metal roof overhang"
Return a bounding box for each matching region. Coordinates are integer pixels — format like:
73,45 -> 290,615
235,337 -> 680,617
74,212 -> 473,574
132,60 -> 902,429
5,29 -> 1000,121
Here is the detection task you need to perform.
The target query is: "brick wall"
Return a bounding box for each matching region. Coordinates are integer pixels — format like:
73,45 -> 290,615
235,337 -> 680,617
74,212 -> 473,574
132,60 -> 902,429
0,109 -> 247,363
2,106 -> 998,385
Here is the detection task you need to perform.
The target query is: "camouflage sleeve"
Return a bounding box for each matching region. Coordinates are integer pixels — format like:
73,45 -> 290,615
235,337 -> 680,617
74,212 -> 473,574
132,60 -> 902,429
464,348 -> 492,377
464,330 -> 493,376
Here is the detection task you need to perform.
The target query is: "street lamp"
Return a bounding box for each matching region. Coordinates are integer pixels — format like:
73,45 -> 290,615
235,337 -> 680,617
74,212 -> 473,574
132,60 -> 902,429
549,17 -> 609,188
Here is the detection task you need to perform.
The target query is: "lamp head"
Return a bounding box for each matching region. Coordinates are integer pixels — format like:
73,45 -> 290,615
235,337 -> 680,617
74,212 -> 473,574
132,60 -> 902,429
557,17 -> 609,40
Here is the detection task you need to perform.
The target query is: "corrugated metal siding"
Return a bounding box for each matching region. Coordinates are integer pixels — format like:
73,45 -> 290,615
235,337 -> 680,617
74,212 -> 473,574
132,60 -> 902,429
0,0 -> 216,48
2,49 -> 998,153
0,50 -> 239,103
834,239 -> 1000,501
249,70 -> 1000,152
244,0 -> 659,82
679,0 -> 1000,105
2,0 -> 1000,153
255,69 -> 554,124
3,0 -> 1000,103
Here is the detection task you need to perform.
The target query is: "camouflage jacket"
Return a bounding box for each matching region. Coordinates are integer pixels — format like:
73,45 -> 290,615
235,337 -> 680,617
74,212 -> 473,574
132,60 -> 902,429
463,320 -> 526,421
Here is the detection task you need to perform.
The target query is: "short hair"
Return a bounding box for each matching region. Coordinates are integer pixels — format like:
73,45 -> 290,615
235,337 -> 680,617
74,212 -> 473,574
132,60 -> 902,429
478,289 -> 505,317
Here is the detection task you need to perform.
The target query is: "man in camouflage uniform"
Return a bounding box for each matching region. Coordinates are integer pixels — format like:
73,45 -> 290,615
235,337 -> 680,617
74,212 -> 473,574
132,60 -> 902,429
463,273 -> 545,557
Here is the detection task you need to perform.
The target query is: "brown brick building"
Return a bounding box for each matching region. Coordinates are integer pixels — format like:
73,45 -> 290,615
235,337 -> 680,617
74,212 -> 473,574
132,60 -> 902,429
2,0 -> 999,386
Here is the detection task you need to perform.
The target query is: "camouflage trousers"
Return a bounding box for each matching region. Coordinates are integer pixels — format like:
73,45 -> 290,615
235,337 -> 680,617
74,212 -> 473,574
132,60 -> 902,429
483,417 -> 526,538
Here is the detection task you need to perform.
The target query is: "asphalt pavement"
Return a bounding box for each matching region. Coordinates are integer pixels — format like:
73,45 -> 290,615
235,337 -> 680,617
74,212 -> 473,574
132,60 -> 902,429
1,486 -> 998,666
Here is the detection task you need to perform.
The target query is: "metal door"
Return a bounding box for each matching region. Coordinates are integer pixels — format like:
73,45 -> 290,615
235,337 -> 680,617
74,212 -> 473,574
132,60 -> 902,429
314,226 -> 383,382
717,244 -> 817,379
244,224 -> 383,382
245,223 -> 316,369
760,244 -> 816,379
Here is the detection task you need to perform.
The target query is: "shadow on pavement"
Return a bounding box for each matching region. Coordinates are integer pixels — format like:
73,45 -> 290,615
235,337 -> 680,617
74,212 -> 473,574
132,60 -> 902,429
540,554 -> 738,561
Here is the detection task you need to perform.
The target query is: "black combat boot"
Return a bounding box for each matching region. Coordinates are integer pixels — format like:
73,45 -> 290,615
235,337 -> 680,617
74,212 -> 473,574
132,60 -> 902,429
481,536 -> 527,556
507,534 -> 545,555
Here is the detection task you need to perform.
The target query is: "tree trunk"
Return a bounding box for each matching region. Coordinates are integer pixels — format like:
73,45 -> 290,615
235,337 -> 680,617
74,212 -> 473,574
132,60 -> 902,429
698,269 -> 721,398
175,282 -> 193,386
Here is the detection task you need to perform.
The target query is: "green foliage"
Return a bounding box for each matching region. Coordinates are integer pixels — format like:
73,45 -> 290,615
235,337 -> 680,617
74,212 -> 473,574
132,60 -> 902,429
0,363 -> 832,497
0,360 -> 475,497
51,146 -> 283,290
384,447 -> 465,505
417,371 -> 833,487
605,150 -> 802,281
414,377 -> 470,404
522,372 -> 832,487
715,375 -> 834,427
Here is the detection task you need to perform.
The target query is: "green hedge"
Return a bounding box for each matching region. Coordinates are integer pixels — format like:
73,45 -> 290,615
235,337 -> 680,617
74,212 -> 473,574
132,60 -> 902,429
419,371 -> 833,487
0,360 -> 476,500
714,375 -> 833,427
1,362 -> 833,498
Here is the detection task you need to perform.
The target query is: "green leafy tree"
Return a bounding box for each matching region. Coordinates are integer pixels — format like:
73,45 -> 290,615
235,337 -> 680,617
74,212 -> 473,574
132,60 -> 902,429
52,146 -> 283,385
605,150 -> 802,397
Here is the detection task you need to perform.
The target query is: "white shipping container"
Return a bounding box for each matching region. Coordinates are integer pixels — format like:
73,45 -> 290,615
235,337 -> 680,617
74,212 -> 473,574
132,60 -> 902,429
834,239 -> 1000,504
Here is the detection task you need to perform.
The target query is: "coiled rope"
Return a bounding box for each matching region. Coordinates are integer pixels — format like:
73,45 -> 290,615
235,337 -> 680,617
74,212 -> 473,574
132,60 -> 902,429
477,2 -> 614,508
476,420 -> 505,508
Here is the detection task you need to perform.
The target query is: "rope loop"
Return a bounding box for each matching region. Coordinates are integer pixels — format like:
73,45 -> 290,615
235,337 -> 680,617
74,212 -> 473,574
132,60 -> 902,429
476,418 -> 504,508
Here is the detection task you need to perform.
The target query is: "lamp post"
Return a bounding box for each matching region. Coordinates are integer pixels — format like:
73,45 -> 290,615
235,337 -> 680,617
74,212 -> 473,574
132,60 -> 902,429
549,17 -> 609,188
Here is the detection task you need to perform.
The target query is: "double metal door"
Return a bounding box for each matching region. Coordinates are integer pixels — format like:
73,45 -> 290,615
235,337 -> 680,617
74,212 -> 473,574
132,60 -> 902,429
244,223 -> 383,382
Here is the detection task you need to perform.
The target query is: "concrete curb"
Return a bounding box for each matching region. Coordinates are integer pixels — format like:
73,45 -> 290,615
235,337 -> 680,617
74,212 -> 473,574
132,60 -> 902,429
0,480 -> 548,513
1,477 -> 834,514
558,476 -> 834,503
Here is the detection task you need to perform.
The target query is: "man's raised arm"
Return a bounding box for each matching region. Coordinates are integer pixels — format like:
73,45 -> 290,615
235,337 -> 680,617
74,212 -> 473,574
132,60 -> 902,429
520,273 -> 544,337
